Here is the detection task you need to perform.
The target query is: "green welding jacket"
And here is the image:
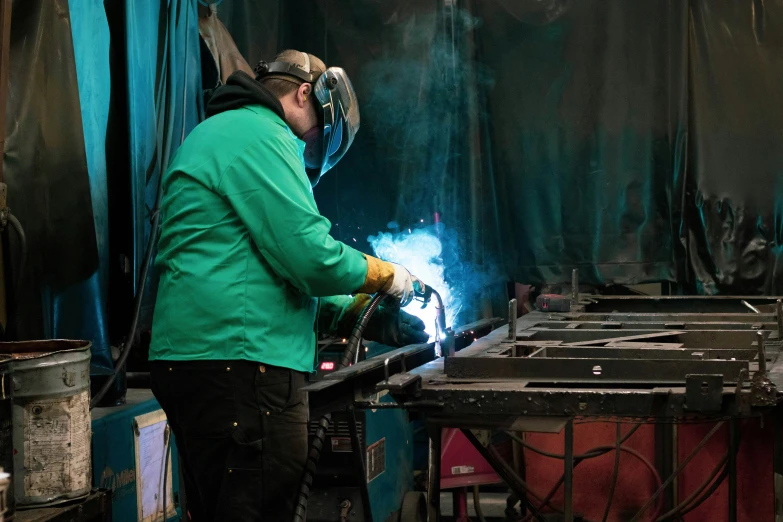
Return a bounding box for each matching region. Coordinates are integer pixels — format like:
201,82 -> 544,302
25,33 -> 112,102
148,102 -> 368,372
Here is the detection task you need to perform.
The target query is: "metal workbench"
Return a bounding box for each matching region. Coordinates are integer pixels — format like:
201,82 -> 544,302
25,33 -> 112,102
375,295 -> 783,522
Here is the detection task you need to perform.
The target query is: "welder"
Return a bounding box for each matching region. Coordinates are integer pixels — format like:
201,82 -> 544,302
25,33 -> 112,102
147,50 -> 429,521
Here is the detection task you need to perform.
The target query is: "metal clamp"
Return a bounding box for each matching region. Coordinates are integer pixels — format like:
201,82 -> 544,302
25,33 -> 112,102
751,331 -> 777,407
685,374 -> 723,412
505,299 -> 517,343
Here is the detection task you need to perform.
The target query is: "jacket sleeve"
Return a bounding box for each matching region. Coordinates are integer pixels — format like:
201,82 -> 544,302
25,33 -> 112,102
318,294 -> 372,337
217,132 -> 368,297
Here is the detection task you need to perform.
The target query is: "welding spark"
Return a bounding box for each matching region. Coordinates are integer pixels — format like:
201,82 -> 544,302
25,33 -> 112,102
369,225 -> 459,342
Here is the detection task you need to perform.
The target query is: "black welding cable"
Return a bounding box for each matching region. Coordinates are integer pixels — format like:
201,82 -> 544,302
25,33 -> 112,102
162,423 -> 172,521
655,457 -> 727,521
517,424 -> 644,522
600,423 -> 622,522
628,421 -> 725,522
90,201 -> 162,409
505,422 -> 643,461
293,293 -> 387,522
662,421 -> 743,521
519,444 -> 662,522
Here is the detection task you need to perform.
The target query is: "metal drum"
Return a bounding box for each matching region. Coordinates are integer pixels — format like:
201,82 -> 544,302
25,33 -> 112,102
0,357 -> 11,520
0,340 -> 91,508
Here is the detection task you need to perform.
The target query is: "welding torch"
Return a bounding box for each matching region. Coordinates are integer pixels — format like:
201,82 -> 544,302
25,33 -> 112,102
412,277 -> 447,342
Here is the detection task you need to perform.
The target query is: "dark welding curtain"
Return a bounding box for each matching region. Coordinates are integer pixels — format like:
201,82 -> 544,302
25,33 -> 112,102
687,0 -> 783,294
476,0 -> 783,293
474,0 -> 687,288
5,0 -> 100,340
221,0 -> 783,296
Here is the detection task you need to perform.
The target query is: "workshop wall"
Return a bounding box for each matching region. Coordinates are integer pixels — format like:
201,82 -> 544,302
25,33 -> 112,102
220,0 -> 783,295
475,0 -> 783,294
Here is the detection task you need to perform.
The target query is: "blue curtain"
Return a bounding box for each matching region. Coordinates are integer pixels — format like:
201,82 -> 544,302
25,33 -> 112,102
59,0 -> 112,370
125,0 -> 203,329
61,0 -> 202,373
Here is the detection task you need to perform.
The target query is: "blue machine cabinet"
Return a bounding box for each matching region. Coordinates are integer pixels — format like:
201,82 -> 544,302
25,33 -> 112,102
92,389 -> 181,522
308,342 -> 417,522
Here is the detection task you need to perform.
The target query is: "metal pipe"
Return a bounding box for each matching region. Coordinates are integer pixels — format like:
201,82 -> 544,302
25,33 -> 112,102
564,420 -> 574,522
461,429 -> 547,522
428,425 -> 442,522
741,300 -> 761,314
571,269 -> 579,307
728,419 -> 738,522
508,299 -> 517,341
757,331 -> 767,375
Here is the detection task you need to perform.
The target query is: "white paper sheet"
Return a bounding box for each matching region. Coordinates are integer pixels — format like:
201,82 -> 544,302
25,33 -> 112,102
134,410 -> 175,522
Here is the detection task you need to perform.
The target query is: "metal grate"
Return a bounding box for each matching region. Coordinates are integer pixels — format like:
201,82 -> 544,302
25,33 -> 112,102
308,420 -> 363,445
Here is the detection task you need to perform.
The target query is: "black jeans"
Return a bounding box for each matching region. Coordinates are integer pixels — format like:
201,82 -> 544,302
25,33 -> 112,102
150,360 -> 309,522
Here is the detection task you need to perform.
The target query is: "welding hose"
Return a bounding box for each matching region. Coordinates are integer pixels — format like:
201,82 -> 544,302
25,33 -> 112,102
90,202 -> 162,409
293,292 -> 387,522
657,420 -> 743,521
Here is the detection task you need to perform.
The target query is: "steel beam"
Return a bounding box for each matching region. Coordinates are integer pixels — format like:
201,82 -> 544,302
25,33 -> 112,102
564,419 -> 574,522
729,418 -> 738,522
445,356 -> 748,383
427,424 -> 441,522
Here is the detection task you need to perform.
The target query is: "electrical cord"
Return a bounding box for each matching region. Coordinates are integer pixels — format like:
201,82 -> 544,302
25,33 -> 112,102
506,422 -> 643,461
162,423 -> 172,521
90,201 -> 162,409
655,458 -> 727,521
517,424 -> 645,522
600,423 -> 622,522
514,419 -> 739,522
628,421 -> 724,522
519,443 -> 662,522
660,420 -> 743,521
473,485 -> 487,522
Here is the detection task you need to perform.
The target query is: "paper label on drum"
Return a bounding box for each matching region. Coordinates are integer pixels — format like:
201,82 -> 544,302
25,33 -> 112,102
23,391 -> 90,498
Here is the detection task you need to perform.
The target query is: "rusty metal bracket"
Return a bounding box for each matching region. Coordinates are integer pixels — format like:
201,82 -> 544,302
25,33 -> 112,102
685,374 -> 723,413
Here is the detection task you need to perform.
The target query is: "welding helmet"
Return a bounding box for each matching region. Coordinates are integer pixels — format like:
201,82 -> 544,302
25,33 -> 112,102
254,50 -> 360,186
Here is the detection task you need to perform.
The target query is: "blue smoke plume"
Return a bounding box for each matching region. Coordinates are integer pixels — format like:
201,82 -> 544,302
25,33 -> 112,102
369,223 -> 500,341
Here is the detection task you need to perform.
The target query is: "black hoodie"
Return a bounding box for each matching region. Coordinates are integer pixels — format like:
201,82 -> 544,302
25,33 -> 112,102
205,71 -> 286,121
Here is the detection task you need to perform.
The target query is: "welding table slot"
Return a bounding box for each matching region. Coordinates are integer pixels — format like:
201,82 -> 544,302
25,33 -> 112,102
532,321 -> 776,331
444,356 -> 750,383
529,346 -> 757,361
526,329 -> 759,350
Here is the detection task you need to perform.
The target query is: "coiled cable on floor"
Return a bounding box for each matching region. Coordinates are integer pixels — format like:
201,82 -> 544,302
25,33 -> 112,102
293,293 -> 387,522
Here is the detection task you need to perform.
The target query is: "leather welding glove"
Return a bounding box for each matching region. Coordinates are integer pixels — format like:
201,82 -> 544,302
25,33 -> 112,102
364,303 -> 430,347
357,256 -> 415,306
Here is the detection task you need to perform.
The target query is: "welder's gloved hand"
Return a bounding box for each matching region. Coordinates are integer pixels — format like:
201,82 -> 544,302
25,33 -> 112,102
364,304 -> 430,347
358,256 -> 416,306
385,263 -> 416,306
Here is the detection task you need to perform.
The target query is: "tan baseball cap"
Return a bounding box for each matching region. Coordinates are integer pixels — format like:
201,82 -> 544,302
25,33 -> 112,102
261,49 -> 327,84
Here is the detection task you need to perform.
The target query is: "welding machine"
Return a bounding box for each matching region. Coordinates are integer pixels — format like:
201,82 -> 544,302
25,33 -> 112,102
306,339 -> 420,522
92,389 -> 181,522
